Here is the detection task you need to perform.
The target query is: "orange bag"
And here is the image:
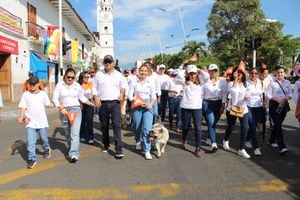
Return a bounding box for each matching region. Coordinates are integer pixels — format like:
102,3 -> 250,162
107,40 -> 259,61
131,95 -> 145,109
67,112 -> 77,125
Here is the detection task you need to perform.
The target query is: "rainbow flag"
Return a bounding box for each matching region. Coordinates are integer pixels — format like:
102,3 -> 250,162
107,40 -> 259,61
45,26 -> 60,55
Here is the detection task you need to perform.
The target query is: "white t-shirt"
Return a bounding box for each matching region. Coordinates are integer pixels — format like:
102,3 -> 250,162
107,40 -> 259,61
18,90 -> 51,128
226,82 -> 249,114
180,82 -> 204,109
246,79 -> 263,107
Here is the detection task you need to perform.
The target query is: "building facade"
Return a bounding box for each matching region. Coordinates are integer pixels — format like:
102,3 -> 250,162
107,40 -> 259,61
0,0 -> 98,102
97,0 -> 114,59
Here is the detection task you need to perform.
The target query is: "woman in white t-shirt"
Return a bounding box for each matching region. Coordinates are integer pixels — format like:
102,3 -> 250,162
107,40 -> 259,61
223,67 -> 251,159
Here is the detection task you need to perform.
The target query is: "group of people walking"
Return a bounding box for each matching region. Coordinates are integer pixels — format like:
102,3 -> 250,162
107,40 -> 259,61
16,54 -> 300,168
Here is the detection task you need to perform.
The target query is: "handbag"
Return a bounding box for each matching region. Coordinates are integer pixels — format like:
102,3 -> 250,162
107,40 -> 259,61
230,105 -> 245,118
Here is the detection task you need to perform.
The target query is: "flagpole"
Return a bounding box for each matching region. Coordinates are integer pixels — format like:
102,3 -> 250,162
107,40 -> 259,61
59,0 -> 63,78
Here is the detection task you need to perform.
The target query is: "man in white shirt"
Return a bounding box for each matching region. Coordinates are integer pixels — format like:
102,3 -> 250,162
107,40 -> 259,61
157,64 -> 171,121
94,55 -> 127,158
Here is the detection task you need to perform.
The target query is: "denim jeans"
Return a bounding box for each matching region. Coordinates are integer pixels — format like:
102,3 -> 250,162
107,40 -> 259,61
169,98 -> 182,129
181,108 -> 202,148
62,106 -> 82,158
80,104 -> 95,141
98,100 -> 122,154
202,100 -> 222,144
246,107 -> 261,148
132,99 -> 154,153
26,127 -> 50,161
224,111 -> 249,150
269,100 -> 287,150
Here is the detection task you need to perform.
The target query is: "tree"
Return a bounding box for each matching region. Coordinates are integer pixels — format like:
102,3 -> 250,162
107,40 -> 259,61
182,41 -> 207,58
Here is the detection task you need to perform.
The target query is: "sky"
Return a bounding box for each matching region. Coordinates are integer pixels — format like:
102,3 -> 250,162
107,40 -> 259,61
69,0 -> 300,70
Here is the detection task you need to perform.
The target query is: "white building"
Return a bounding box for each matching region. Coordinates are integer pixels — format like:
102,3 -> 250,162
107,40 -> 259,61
0,0 -> 98,102
97,0 -> 114,59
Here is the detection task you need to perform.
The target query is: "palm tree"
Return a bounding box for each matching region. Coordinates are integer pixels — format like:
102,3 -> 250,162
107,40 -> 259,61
182,41 -> 207,58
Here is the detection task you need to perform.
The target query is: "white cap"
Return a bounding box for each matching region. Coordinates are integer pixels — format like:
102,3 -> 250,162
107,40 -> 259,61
159,64 -> 166,69
208,64 -> 218,71
187,65 -> 198,73
167,68 -> 174,72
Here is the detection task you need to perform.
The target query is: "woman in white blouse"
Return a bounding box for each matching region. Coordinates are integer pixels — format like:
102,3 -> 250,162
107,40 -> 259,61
202,64 -> 228,152
128,64 -> 156,160
245,68 -> 262,156
180,65 -> 208,157
53,68 -> 95,163
223,67 -> 251,159
266,65 -> 292,154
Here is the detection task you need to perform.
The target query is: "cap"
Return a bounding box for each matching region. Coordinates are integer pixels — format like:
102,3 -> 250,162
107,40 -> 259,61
159,64 -> 166,69
208,64 -> 218,71
173,69 -> 179,75
187,65 -> 198,73
103,55 -> 114,63
28,76 -> 39,85
28,71 -> 35,76
167,68 -> 174,72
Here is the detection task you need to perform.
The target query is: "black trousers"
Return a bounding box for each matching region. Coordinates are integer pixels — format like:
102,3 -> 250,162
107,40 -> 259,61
98,100 -> 122,154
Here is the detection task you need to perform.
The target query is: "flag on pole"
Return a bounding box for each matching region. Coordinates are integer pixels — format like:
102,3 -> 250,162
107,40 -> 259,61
71,39 -> 79,63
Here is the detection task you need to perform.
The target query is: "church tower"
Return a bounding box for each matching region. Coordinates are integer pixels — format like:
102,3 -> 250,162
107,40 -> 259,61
97,0 -> 114,59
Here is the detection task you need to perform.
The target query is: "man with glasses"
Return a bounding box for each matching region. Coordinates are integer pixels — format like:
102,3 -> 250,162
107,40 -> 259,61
94,55 -> 127,158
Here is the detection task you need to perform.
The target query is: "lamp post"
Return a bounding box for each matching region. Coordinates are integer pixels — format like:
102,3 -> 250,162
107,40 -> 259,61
145,34 -> 153,58
148,27 -> 164,63
158,2 -> 187,45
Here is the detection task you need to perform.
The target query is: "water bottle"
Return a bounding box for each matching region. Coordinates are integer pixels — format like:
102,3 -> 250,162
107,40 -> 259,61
62,115 -> 69,128
276,103 -> 284,114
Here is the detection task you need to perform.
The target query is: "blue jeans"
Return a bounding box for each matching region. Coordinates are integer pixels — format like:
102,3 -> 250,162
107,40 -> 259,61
98,100 -> 122,154
26,127 -> 50,161
202,100 -> 222,144
62,106 -> 82,158
246,107 -> 261,148
169,98 -> 182,129
132,99 -> 154,153
80,104 -> 95,141
181,108 -> 202,148
224,111 -> 249,150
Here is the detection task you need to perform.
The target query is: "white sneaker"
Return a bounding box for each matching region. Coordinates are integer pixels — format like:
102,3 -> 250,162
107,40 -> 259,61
238,149 -> 251,159
145,152 -> 152,160
136,142 -> 142,150
245,141 -> 253,148
88,139 -> 94,144
206,138 -> 211,146
80,138 -> 85,142
254,148 -> 262,156
279,148 -> 288,154
268,142 -> 278,148
223,140 -> 230,151
211,143 -> 218,151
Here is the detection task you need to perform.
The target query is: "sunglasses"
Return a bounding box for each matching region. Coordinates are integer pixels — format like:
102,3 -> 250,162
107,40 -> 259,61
251,72 -> 258,75
84,76 -> 89,79
104,60 -> 112,64
66,76 -> 75,80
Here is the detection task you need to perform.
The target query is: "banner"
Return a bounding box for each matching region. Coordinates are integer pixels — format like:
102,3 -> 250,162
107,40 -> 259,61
45,26 -> 60,55
30,52 -> 47,79
71,39 -> 79,63
0,7 -> 23,36
0,35 -> 18,55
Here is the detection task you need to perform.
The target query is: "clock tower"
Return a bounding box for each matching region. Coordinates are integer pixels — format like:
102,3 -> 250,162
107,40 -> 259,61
97,0 -> 114,59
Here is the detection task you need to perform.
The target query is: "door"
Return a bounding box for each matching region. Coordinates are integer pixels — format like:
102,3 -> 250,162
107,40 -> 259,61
0,53 -> 12,101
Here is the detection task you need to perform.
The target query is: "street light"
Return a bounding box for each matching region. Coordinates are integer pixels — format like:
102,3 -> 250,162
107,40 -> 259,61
145,34 -> 153,58
148,26 -> 164,63
158,1 -> 187,45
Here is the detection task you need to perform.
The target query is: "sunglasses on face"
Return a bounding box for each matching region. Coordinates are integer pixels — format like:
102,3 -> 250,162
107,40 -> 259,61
66,76 -> 75,80
84,76 -> 89,79
251,72 -> 258,75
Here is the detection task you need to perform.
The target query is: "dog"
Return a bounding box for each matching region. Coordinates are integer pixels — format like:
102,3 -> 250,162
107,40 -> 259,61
149,123 -> 169,158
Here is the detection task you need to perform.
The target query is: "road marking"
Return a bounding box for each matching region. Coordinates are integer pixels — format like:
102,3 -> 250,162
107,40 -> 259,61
0,148 -> 98,185
0,179 -> 299,199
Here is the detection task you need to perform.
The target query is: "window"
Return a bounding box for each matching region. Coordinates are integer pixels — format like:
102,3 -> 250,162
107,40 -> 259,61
27,3 -> 36,37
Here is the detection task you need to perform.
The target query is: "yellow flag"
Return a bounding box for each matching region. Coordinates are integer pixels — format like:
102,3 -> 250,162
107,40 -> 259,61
71,40 -> 79,63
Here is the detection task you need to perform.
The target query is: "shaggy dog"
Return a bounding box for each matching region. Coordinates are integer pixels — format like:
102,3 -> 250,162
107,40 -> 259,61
149,123 -> 169,158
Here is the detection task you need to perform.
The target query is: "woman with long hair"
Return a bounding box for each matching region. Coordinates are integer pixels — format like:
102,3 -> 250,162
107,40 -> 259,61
78,71 -> 98,144
223,67 -> 251,159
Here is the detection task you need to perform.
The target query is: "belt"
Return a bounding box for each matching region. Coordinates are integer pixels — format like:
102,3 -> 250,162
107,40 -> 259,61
204,98 -> 221,101
101,100 -> 119,103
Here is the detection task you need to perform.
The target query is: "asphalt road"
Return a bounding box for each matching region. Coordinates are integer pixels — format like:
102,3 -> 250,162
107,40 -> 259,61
0,106 -> 299,200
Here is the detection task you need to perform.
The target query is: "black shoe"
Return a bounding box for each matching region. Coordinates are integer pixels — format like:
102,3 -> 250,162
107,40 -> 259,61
115,153 -> 124,159
43,148 -> 51,159
27,160 -> 37,169
102,147 -> 109,153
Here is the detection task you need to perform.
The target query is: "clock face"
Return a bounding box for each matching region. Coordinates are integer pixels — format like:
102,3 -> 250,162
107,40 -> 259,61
103,13 -> 110,21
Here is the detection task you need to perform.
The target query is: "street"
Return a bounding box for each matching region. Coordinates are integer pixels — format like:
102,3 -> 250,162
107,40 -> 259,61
0,105 -> 299,200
